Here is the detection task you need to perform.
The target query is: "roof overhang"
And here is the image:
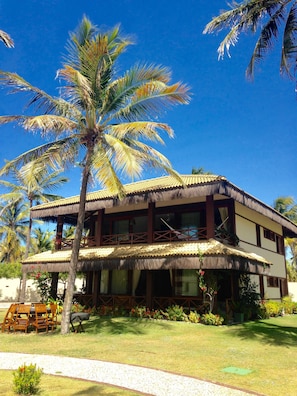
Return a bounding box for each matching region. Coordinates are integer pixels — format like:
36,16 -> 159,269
22,239 -> 271,275
30,175 -> 297,238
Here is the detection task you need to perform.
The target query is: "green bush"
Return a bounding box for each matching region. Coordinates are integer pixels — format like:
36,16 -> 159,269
164,305 -> 188,321
188,310 -> 200,323
262,300 -> 282,317
0,262 -> 22,278
281,296 -> 297,314
13,363 -> 43,395
200,312 -> 224,326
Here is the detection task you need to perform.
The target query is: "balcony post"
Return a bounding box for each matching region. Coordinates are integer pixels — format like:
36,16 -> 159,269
147,202 -> 155,243
206,195 -> 215,239
55,215 -> 64,250
95,209 -> 104,246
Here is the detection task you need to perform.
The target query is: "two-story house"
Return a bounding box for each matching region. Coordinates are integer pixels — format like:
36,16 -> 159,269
23,174 -> 297,313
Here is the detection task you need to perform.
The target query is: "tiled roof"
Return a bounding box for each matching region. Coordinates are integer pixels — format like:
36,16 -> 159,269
31,174 -> 224,210
23,239 -> 271,265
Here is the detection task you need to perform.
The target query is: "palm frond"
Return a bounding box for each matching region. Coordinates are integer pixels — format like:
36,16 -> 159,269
115,81 -> 190,121
246,5 -> 286,78
281,3 -> 297,77
108,121 -> 173,143
23,114 -> 78,137
0,29 -> 14,48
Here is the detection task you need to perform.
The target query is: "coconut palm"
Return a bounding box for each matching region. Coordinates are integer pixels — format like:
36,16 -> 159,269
0,16 -> 190,333
274,196 -> 297,272
204,0 -> 297,79
0,159 -> 68,258
0,29 -> 13,48
0,199 -> 29,263
31,227 -> 54,254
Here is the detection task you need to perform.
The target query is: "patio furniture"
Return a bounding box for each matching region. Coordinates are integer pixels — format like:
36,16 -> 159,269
1,303 -> 18,333
48,303 -> 59,331
13,304 -> 31,333
31,303 -> 49,333
70,312 -> 90,333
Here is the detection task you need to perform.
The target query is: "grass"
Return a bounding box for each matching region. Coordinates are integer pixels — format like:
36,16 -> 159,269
1,310 -> 297,395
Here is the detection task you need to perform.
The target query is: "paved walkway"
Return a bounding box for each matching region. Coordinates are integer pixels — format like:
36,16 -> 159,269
0,352 -> 261,395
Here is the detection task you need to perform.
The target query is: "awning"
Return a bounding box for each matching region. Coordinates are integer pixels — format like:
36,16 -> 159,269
22,239 -> 271,275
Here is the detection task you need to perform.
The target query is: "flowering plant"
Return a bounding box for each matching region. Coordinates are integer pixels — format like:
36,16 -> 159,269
197,269 -> 218,313
13,363 -> 43,395
32,271 -> 51,302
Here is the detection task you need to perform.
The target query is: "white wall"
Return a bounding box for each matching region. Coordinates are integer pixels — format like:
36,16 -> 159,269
0,278 -> 83,302
288,282 -> 297,302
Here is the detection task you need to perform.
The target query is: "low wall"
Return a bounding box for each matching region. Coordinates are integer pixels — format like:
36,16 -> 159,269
0,278 -> 83,302
288,282 -> 297,302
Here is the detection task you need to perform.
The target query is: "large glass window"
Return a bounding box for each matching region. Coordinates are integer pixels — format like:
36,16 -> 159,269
111,270 -> 128,294
175,269 -> 198,296
100,270 -> 109,294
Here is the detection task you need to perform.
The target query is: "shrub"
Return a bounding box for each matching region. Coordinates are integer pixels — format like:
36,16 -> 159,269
200,312 -> 224,326
13,363 -> 43,395
281,296 -> 297,315
165,305 -> 188,321
188,310 -> 200,323
262,300 -> 282,317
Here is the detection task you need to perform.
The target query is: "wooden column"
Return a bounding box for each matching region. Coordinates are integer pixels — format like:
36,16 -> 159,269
55,215 -> 64,250
206,195 -> 215,239
147,202 -> 155,243
92,271 -> 100,307
95,209 -> 104,246
146,271 -> 153,308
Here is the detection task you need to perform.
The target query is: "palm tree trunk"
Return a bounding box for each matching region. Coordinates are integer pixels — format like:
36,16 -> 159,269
20,200 -> 33,302
60,148 -> 92,334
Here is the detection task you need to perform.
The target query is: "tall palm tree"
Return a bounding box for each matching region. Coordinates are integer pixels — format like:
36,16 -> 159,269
0,159 -> 68,258
31,227 -> 54,254
0,29 -> 14,48
274,196 -> 297,271
0,199 -> 29,263
204,1 -> 297,79
0,16 -> 190,333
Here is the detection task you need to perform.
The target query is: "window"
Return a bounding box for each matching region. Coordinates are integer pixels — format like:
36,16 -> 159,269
175,269 -> 198,296
111,270 -> 128,294
267,276 -> 279,288
264,229 -> 275,241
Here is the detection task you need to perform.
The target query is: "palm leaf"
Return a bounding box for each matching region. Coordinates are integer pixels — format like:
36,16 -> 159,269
281,3 -> 297,76
0,29 -> 14,48
246,5 -> 286,78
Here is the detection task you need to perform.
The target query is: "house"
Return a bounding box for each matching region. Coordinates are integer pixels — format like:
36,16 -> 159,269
22,174 -> 297,314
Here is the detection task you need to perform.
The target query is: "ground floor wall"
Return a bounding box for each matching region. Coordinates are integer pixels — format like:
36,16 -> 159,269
0,278 -> 83,302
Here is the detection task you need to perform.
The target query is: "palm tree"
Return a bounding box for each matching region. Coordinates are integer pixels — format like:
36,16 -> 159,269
0,199 -> 29,263
204,1 -> 297,79
274,196 -> 297,272
31,227 -> 54,254
191,167 -> 212,174
0,29 -> 13,48
0,159 -> 68,259
0,17 -> 190,333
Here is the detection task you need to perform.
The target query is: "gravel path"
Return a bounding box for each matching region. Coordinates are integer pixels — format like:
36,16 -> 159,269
0,352 -> 260,395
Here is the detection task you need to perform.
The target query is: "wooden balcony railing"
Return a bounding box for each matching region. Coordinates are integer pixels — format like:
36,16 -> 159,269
56,226 -> 240,250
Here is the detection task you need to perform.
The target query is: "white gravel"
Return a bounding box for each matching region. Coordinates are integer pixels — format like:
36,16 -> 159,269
0,352 -> 259,395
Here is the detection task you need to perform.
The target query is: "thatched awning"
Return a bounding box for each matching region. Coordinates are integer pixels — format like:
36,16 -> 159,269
22,239 -> 271,275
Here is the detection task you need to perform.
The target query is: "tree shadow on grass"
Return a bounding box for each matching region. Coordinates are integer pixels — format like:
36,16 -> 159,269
232,319 -> 297,347
82,316 -> 173,336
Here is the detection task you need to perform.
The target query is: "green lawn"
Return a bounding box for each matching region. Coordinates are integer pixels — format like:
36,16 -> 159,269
1,310 -> 297,395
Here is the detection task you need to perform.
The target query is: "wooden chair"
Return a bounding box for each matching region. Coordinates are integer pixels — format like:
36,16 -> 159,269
48,303 -> 58,331
13,304 -> 31,333
1,303 -> 18,333
32,303 -> 48,333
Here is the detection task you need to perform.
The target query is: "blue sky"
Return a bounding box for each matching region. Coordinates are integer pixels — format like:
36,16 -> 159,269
0,0 -> 296,208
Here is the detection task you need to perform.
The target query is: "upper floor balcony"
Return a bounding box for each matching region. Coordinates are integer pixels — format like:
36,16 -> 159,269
55,225 -> 238,250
